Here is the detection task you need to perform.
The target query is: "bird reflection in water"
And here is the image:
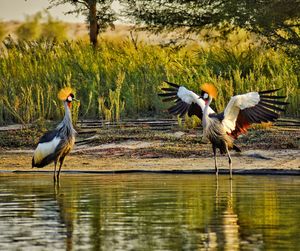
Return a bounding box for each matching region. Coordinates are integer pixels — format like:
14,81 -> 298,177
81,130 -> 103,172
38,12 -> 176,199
221,178 -> 240,251
54,182 -> 75,251
205,177 -> 240,250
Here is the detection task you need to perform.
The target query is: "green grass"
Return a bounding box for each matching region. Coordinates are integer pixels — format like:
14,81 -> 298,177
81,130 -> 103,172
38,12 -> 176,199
0,35 -> 299,125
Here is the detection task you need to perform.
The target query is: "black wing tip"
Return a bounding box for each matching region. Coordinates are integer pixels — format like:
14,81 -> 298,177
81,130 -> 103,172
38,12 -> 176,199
258,101 -> 286,112
258,88 -> 288,113
159,81 -> 180,102
260,99 -> 289,106
161,97 -> 177,102
258,87 -> 283,95
158,92 -> 177,97
163,80 -> 180,88
260,95 -> 287,100
161,87 -> 177,92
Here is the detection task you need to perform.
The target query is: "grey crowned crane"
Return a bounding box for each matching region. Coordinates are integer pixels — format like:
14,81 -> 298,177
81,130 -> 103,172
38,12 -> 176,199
159,81 -> 288,179
32,87 -> 78,181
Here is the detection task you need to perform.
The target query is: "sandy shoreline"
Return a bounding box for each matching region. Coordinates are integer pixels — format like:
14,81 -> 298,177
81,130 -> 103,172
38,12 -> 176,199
1,122 -> 299,175
1,148 -> 299,175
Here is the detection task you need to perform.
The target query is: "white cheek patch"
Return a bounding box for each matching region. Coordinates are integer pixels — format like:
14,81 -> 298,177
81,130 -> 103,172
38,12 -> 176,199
67,96 -> 73,102
203,93 -> 208,99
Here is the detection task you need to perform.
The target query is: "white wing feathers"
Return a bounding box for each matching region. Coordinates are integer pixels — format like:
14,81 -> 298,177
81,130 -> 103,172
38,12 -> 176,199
177,86 -> 199,104
222,92 -> 260,133
177,86 -> 215,114
33,136 -> 61,164
161,83 -> 286,137
159,81 -> 216,119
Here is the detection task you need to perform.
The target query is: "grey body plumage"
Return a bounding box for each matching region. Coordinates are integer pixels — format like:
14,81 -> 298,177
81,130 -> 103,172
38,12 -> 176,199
203,107 -> 241,177
204,117 -> 236,154
32,90 -> 77,181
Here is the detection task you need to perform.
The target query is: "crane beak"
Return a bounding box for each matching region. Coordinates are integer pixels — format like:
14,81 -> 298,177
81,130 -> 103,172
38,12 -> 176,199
73,98 -> 80,102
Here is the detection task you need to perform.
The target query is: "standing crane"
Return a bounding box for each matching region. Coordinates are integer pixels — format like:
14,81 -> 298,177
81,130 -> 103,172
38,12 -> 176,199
32,87 -> 78,181
159,81 -> 288,179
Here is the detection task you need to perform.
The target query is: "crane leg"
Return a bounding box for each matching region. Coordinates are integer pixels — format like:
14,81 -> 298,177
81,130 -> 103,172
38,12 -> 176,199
53,161 -> 57,182
213,146 -> 218,176
57,157 -> 65,180
226,147 -> 232,179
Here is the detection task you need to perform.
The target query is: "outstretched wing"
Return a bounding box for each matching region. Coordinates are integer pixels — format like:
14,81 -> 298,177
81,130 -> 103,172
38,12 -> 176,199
158,81 -> 215,119
222,88 -> 288,138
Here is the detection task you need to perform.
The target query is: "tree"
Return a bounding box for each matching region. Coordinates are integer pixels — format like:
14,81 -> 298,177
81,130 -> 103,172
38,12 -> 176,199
49,0 -> 116,46
16,11 -> 68,41
41,13 -> 68,41
121,0 -> 300,48
16,12 -> 42,40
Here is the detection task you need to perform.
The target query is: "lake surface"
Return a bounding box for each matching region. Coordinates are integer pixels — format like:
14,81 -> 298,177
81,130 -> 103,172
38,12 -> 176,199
0,173 -> 299,250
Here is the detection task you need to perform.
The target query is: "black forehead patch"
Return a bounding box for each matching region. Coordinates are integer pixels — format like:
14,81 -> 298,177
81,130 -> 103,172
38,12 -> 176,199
70,93 -> 74,98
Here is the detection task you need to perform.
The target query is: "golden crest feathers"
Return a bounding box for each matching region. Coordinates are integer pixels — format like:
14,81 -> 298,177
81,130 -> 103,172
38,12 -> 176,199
58,87 -> 73,101
201,83 -> 218,99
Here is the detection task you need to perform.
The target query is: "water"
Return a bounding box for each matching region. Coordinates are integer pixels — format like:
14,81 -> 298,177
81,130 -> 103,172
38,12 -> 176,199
0,173 -> 299,251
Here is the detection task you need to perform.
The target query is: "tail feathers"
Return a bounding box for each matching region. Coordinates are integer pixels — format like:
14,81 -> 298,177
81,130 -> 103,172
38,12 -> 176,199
32,156 -> 46,168
32,154 -> 56,168
32,157 -> 35,168
233,144 -> 241,152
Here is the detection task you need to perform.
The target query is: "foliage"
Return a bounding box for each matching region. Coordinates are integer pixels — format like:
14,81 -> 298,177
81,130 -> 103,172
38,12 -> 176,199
0,36 -> 298,125
121,0 -> 300,48
48,0 -> 117,46
98,72 -> 125,122
41,13 -> 68,41
16,12 -> 42,40
15,12 -> 68,42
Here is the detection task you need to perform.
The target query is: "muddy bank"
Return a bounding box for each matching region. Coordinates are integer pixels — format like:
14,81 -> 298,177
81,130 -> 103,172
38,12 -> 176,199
0,121 -> 299,174
1,147 -> 299,174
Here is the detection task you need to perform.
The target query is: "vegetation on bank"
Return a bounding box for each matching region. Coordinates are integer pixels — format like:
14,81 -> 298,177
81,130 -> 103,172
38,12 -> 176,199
0,30 -> 299,126
0,124 -> 299,154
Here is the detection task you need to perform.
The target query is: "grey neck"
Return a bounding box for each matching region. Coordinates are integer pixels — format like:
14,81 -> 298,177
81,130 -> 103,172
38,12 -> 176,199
63,102 -> 72,125
202,97 -> 212,128
56,102 -> 76,136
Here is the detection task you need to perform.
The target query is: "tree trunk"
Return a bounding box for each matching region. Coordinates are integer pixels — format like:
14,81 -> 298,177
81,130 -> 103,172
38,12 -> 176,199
89,1 -> 98,47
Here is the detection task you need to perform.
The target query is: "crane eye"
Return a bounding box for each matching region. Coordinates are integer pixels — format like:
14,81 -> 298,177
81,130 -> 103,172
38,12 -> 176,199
203,93 -> 208,99
67,96 -> 73,102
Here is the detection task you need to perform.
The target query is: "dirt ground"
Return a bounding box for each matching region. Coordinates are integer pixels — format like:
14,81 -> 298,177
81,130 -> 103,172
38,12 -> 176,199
0,123 -> 299,174
0,148 -> 299,174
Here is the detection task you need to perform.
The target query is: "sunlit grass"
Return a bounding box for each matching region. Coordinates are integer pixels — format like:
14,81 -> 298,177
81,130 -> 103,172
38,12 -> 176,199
0,35 -> 298,125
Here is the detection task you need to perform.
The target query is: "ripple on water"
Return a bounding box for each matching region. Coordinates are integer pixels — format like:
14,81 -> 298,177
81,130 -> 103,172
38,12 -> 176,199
0,173 -> 299,250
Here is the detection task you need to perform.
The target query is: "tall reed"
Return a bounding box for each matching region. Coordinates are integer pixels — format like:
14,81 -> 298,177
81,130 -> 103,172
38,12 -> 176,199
0,36 -> 298,125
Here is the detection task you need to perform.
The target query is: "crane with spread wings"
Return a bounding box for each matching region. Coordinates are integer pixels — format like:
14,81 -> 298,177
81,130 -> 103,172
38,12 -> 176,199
159,81 -> 288,179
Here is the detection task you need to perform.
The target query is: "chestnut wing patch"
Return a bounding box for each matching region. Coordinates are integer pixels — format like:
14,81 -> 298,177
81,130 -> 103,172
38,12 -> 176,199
230,88 -> 288,139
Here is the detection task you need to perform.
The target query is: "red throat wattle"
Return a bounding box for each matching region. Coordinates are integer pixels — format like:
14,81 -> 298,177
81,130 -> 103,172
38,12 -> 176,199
67,102 -> 72,108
